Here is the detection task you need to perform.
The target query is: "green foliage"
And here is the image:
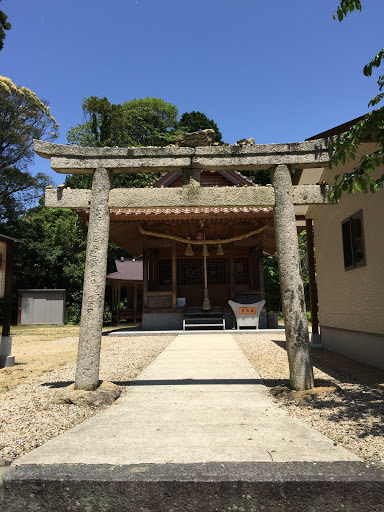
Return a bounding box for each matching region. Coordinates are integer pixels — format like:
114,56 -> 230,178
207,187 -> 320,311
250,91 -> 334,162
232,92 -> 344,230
67,122 -> 95,147
329,1 -> 384,200
333,0 -> 361,21
328,109 -> 384,202
179,111 -> 223,143
240,170 -> 271,186
364,49 -> 384,108
68,96 -> 180,148
66,95 -> 184,189
0,76 -> 58,220
263,253 -> 281,312
0,1 -> 11,51
0,167 -> 52,222
264,230 -> 312,313
65,172 -> 159,190
3,206 -> 87,323
3,205 -> 129,325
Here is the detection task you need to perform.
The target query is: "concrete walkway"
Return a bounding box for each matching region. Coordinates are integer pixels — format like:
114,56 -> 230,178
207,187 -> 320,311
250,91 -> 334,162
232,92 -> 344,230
16,334 -> 359,465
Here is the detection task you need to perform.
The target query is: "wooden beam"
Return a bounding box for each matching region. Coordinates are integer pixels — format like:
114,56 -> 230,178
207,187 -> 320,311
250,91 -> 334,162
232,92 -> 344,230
134,282 -> 137,323
1,241 -> 15,338
230,243 -> 236,301
172,241 -> 177,310
143,239 -> 172,249
143,248 -> 148,309
258,245 -> 265,301
306,219 -> 319,335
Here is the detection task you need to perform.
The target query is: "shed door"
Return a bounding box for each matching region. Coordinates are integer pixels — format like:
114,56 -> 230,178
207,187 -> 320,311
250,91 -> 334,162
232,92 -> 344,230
20,294 -> 34,325
46,292 -> 64,324
32,296 -> 47,324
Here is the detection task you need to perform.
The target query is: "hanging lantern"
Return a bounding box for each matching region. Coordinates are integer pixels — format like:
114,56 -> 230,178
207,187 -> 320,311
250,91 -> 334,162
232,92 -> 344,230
185,243 -> 194,256
216,244 -> 224,256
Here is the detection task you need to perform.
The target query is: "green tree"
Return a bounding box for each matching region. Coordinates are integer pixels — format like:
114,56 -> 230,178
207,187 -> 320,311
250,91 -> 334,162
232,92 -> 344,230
66,96 -> 182,189
179,111 -> 223,144
68,96 -> 180,148
0,1 -> 11,51
0,76 -> 59,221
3,204 -> 128,324
329,1 -> 384,200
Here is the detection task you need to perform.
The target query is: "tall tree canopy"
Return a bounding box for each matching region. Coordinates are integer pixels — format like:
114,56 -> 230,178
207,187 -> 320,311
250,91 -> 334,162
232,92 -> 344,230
0,0 -> 10,51
0,76 -> 59,221
179,111 -> 223,144
329,1 -> 384,200
66,96 -> 183,189
68,96 -> 180,148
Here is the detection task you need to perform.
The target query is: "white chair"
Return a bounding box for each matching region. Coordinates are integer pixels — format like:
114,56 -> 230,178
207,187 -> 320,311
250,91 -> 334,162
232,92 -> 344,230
228,300 -> 266,330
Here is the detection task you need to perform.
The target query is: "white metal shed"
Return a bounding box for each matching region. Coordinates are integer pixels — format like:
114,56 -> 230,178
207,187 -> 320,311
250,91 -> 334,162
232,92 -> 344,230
18,289 -> 66,325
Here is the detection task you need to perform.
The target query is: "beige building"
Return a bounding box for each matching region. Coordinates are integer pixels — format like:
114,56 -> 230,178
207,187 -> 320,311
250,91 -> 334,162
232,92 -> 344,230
298,140 -> 384,370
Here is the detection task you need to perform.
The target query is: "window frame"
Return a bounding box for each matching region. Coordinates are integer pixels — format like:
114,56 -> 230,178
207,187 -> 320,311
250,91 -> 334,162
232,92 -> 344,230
341,209 -> 366,271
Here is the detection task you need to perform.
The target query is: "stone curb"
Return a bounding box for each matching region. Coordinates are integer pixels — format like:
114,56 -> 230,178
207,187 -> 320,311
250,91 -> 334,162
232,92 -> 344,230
2,461 -> 384,511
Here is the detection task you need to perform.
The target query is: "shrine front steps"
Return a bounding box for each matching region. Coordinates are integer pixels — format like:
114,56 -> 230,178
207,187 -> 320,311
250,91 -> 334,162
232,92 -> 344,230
183,307 -> 226,330
2,461 -> 384,512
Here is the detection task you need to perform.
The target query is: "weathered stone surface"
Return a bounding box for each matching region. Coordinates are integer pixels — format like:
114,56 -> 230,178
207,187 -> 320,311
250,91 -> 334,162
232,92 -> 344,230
34,139 -> 335,174
34,140 -> 195,158
55,381 -> 122,407
271,164 -> 314,390
192,142 -> 332,171
3,462 -> 384,512
75,167 -> 112,391
45,188 -> 92,208
176,129 -> 215,147
45,185 -> 334,210
50,156 -> 193,174
181,169 -> 201,187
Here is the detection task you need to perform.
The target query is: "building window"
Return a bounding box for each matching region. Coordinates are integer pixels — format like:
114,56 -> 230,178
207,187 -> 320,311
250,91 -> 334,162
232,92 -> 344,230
158,259 -> 172,286
235,258 -> 249,284
177,259 -> 202,285
207,258 -> 227,284
341,210 -> 366,270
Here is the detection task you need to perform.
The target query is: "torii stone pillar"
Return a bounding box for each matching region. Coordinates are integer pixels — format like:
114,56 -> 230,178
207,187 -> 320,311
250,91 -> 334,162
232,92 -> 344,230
271,164 -> 314,390
74,167 -> 113,390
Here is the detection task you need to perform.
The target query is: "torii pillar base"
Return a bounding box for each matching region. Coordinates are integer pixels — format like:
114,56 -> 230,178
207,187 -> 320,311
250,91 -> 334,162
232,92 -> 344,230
74,167 -> 112,391
271,164 -> 314,390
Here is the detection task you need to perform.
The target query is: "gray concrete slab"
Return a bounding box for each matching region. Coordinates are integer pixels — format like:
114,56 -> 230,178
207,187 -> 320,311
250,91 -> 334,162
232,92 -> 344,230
15,333 -> 360,466
106,328 -> 285,336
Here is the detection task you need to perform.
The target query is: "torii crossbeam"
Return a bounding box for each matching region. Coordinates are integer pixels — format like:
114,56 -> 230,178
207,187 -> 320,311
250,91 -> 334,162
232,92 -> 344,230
34,138 -> 336,391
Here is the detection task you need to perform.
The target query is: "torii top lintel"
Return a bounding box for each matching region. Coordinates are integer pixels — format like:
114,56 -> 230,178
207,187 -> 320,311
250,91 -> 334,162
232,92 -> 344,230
33,138 -> 335,175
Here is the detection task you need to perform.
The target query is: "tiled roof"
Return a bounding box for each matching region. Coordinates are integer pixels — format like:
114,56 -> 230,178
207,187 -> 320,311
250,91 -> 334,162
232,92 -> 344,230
106,260 -> 143,281
151,170 -> 257,188
109,206 -> 273,216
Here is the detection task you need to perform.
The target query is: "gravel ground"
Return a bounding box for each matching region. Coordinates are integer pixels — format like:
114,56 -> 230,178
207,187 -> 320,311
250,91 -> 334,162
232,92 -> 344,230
235,332 -> 384,465
1,332 -> 383,465
0,335 -> 174,462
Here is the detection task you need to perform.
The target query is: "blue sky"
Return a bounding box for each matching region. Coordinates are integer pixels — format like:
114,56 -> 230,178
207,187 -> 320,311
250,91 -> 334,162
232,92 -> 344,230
1,0 -> 383,184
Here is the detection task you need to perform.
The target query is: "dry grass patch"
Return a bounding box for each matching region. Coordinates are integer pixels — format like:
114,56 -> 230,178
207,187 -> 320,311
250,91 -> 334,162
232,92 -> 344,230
0,325 -> 113,395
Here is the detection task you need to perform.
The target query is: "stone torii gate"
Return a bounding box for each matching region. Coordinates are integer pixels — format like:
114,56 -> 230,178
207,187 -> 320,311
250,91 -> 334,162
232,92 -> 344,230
35,139 -> 335,391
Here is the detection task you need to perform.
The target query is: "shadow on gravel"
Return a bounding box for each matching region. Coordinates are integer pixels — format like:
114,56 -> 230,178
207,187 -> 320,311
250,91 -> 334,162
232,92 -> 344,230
41,381 -> 74,388
269,340 -> 384,439
111,378 -> 271,387
41,378 -> 279,389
